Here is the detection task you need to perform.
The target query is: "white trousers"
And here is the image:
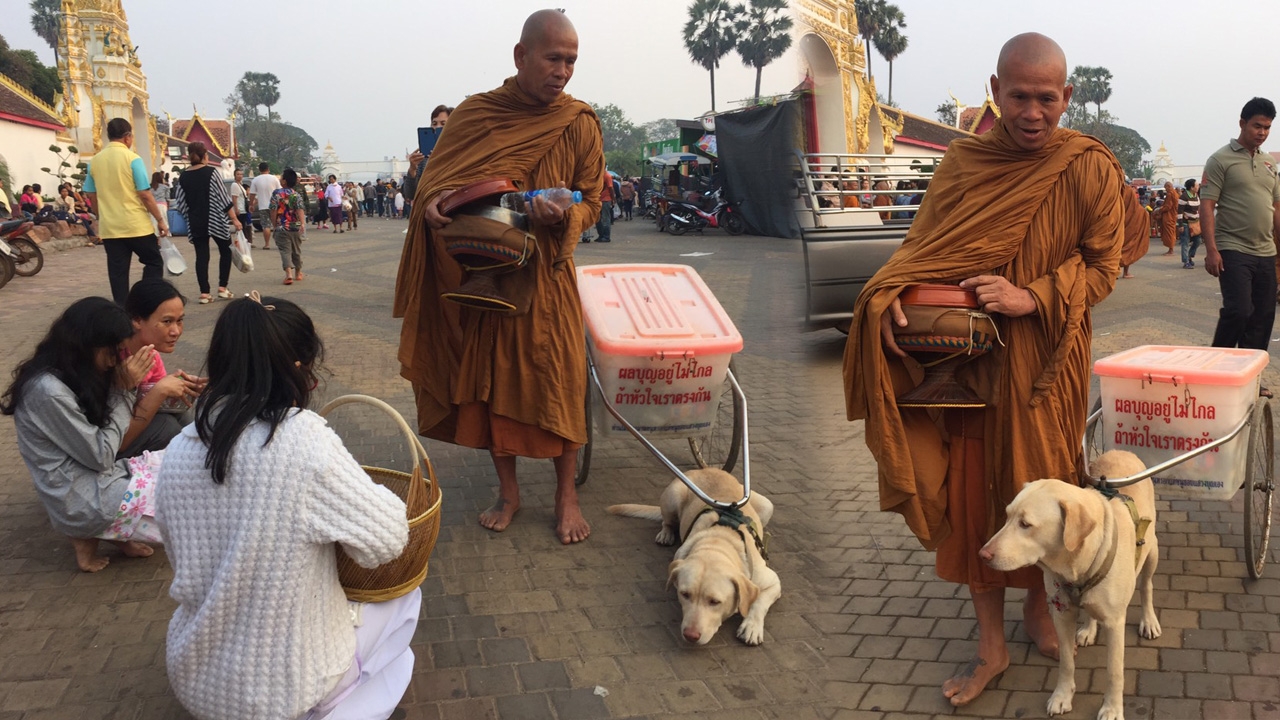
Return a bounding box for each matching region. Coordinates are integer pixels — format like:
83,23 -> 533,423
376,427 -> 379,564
305,587 -> 421,720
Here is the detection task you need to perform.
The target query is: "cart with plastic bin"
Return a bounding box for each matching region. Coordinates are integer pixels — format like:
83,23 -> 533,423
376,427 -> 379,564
1084,345 -> 1275,578
574,263 -> 750,512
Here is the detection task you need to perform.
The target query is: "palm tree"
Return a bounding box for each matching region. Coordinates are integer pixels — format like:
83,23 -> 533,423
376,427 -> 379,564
29,0 -> 60,68
873,19 -> 907,105
1069,65 -> 1113,128
683,0 -> 742,112
733,0 -> 793,102
853,0 -> 887,80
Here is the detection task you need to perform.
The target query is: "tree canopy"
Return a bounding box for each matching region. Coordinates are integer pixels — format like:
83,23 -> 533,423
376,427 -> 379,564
238,120 -> 317,173
29,0 -> 59,64
683,0 -> 740,112
229,71 -> 281,122
872,6 -> 907,105
1069,66 -> 1113,125
935,101 -> 957,127
0,34 -> 61,104
1059,65 -> 1149,177
732,0 -> 793,103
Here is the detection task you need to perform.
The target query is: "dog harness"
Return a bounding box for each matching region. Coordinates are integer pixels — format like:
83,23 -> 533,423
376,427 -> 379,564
1053,485 -> 1152,607
691,506 -> 769,561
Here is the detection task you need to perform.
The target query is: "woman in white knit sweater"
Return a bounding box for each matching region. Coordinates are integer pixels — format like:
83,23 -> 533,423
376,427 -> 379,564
157,295 -> 418,720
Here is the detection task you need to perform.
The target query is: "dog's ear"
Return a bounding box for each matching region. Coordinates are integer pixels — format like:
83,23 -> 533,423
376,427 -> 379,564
1060,496 -> 1097,553
732,572 -> 760,617
666,560 -> 685,590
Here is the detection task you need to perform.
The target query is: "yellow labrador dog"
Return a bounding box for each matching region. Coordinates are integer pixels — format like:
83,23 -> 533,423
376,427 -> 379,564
980,450 -> 1160,720
607,468 -> 780,646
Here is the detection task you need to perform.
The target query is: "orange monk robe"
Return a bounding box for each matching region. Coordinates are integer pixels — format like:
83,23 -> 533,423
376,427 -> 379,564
1120,187 -> 1151,268
843,124 -> 1125,588
1158,188 -> 1180,250
393,78 -> 606,451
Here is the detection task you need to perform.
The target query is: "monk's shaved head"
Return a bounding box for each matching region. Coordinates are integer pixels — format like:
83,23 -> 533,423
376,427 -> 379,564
514,9 -> 579,105
520,9 -> 576,51
996,32 -> 1067,83
990,32 -> 1072,152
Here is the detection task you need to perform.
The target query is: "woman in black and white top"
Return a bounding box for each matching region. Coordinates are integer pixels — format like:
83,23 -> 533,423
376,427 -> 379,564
172,142 -> 242,304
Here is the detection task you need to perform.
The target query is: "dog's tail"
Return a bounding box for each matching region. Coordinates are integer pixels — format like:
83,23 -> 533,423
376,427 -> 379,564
606,504 -> 663,522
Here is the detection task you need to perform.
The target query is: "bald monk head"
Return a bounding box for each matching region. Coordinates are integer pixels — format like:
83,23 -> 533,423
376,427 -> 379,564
514,9 -> 579,106
989,32 -> 1073,152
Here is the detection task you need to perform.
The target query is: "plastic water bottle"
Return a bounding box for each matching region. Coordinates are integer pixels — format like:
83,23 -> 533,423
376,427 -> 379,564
523,188 -> 583,209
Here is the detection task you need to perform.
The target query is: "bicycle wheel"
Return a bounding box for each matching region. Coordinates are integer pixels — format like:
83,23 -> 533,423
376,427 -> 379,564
1244,399 -> 1274,579
689,359 -> 744,473
575,381 -> 593,486
9,237 -> 43,276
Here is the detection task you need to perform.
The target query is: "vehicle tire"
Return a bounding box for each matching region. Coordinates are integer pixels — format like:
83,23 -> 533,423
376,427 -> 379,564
667,212 -> 690,236
722,212 -> 746,236
9,237 -> 43,277
0,254 -> 13,290
1244,398 -> 1274,579
689,359 -> 744,473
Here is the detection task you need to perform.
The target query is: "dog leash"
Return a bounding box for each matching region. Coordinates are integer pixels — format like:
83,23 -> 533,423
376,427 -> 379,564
691,506 -> 769,561
1093,481 -> 1153,570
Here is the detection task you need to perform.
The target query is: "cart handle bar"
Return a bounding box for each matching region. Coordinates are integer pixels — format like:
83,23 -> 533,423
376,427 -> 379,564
1080,404 -> 1253,489
588,359 -> 750,510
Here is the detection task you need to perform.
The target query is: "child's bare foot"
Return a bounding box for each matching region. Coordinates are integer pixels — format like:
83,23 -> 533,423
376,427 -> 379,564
479,495 -> 520,532
554,493 -> 590,544
942,651 -> 1009,706
108,540 -> 155,558
71,537 -> 109,572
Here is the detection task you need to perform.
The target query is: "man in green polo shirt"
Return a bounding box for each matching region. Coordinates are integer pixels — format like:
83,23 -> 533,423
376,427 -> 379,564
1202,97 -> 1280,368
83,117 -> 169,303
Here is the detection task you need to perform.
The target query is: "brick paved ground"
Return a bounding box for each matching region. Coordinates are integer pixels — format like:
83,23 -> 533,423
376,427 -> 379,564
0,221 -> 1277,720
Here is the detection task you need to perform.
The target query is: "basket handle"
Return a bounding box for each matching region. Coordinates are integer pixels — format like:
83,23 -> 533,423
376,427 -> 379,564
318,394 -> 430,472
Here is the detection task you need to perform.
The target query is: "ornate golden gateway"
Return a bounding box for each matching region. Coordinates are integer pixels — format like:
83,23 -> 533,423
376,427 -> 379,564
794,0 -> 870,154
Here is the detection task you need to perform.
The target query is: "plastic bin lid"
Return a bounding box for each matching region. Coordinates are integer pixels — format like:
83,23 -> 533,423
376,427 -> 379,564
577,263 -> 743,357
1093,345 -> 1269,386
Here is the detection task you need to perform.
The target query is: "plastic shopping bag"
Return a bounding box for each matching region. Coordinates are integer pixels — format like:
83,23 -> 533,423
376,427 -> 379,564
231,231 -> 254,273
159,237 -> 186,276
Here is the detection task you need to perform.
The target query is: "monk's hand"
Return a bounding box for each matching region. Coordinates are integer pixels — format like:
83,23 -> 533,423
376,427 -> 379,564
1204,248 -> 1224,278
528,193 -> 566,227
961,275 -> 1037,317
424,190 -> 453,230
879,297 -> 908,358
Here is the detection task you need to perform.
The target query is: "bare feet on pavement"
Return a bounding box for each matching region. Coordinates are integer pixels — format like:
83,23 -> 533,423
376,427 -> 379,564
108,540 -> 155,558
479,495 -> 520,532
555,491 -> 590,544
71,537 -> 109,572
942,651 -> 1009,706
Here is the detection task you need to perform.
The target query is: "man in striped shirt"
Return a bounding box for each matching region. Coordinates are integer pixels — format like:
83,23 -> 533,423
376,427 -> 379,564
1179,177 -> 1201,268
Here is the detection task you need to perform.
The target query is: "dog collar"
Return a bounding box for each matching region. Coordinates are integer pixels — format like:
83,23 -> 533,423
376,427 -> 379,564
693,506 -> 769,561
1060,506 -> 1117,605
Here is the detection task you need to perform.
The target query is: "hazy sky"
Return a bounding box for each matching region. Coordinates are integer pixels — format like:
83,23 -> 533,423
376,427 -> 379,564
2,0 -> 1276,168
0,0 -> 797,162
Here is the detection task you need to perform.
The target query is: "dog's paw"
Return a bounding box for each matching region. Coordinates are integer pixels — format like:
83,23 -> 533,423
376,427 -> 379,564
1139,613 -> 1162,640
1075,621 -> 1098,647
1047,688 -> 1074,716
1096,701 -> 1124,720
655,527 -> 677,546
737,618 -> 765,646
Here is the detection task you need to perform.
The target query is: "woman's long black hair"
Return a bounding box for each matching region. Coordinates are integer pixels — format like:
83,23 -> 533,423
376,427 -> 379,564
0,297 -> 135,426
196,296 -> 323,484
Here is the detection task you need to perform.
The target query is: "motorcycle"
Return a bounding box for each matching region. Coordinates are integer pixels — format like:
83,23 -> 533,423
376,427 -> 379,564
661,187 -> 746,236
0,218 -> 44,290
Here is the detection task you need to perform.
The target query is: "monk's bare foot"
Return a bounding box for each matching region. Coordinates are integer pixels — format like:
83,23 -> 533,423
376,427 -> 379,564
107,540 -> 155,558
1162,250 -> 1174,255
942,652 -> 1009,706
1122,273 -> 1134,279
554,493 -> 590,545
70,537 -> 109,573
1024,591 -> 1060,659
479,495 -> 520,532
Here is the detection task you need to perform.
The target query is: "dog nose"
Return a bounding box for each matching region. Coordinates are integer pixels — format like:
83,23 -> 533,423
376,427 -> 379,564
683,628 -> 701,643
978,546 -> 993,562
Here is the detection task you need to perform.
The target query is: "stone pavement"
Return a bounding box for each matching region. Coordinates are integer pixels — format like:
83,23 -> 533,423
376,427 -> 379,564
0,220 -> 1276,720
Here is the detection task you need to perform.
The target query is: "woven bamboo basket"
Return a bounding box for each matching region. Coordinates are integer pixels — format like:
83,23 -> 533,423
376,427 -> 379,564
318,394 -> 443,602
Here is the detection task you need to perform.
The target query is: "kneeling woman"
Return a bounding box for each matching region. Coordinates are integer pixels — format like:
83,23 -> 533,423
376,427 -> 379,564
158,295 -> 418,720
1,298 -> 170,571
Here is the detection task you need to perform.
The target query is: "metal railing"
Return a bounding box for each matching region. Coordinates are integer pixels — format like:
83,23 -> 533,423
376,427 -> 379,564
795,151 -> 938,226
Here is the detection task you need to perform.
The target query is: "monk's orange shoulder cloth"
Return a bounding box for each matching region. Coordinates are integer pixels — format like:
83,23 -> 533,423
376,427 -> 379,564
842,123 -> 1125,548
1120,187 -> 1150,267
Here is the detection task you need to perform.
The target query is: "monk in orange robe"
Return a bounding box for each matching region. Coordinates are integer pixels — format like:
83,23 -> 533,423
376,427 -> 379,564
843,33 -> 1125,706
1158,181 -> 1180,254
393,9 -> 605,544
1119,184 -> 1151,277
